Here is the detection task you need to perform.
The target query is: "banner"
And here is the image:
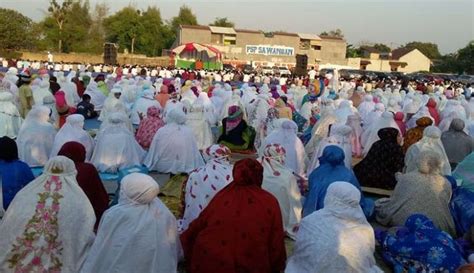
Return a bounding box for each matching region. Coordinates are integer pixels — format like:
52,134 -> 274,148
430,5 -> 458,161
245,45 -> 295,56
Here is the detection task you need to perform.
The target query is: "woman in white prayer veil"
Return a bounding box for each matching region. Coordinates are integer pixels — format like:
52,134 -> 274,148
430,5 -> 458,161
406,106 -> 435,130
346,114 -> 363,157
57,71 -> 80,107
145,107 -> 204,174
98,88 -> 127,122
50,114 -> 94,160
386,98 -> 401,113
130,89 -> 161,125
334,100 -> 357,124
241,85 -> 257,112
248,93 -> 271,130
17,106 -> 56,167
307,124 -> 353,174
99,104 -> 133,132
0,156 -> 95,273
305,101 -> 338,160
0,91 -> 22,138
357,95 -> 375,126
361,112 -> 400,157
180,144 -> 233,232
84,81 -> 106,111
81,173 -> 179,273
32,80 -> 52,106
261,143 -> 302,240
285,182 -> 382,273
391,89 -> 402,104
441,100 -> 467,121
261,119 -> 307,177
405,126 -> 451,175
364,103 -> 385,128
91,112 -> 145,173
186,93 -> 215,150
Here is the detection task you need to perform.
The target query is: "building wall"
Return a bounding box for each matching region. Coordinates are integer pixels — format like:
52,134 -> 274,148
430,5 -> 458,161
320,39 -> 347,65
179,28 -> 212,44
364,59 -> 393,72
177,27 -> 346,67
346,58 -> 361,68
398,49 -> 431,73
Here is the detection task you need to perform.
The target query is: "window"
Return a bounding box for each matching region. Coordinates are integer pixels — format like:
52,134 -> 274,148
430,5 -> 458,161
223,34 -> 236,45
299,39 -> 310,50
311,45 -> 321,50
224,40 -> 236,45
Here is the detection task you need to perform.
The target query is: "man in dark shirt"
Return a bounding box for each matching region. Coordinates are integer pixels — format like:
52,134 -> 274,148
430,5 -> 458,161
76,94 -> 97,119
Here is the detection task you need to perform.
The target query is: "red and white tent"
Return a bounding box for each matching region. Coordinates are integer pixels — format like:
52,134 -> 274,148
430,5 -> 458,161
172,43 -> 222,60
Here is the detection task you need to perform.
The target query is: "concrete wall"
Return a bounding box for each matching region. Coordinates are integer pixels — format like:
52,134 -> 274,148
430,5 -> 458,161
19,52 -> 169,66
320,39 -> 347,65
365,59 -> 393,72
346,58 -> 361,68
179,28 -> 211,44
398,49 -> 431,73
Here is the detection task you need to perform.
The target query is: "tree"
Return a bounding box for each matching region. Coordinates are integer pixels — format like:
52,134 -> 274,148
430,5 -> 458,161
140,6 -> 166,56
457,41 -> 474,75
0,8 -> 37,50
320,28 -> 344,38
46,0 -> 73,52
373,43 -> 391,53
103,7 -> 145,54
61,0 -> 92,52
170,5 -> 198,31
403,41 -> 441,60
84,2 -> 109,53
346,44 -> 362,58
210,17 -> 234,28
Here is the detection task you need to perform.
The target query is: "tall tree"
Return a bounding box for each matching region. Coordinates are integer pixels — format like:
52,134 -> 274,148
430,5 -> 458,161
373,43 -> 391,53
47,0 -> 73,52
85,2 -> 109,53
209,17 -> 234,27
403,41 -> 441,60
103,7 -> 144,54
140,6 -> 165,56
346,44 -> 362,58
62,0 -> 92,52
0,8 -> 37,50
170,5 -> 198,31
320,29 -> 344,38
457,41 -> 474,75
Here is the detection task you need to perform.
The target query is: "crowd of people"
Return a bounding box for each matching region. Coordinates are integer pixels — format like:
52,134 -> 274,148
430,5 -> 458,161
0,61 -> 474,273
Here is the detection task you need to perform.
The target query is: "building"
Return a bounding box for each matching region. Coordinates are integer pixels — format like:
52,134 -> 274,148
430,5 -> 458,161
173,25 -> 347,68
347,48 -> 431,73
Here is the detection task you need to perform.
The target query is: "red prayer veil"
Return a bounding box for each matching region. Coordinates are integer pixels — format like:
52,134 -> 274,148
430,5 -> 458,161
58,141 -> 109,229
232,158 -> 263,186
180,158 -> 286,273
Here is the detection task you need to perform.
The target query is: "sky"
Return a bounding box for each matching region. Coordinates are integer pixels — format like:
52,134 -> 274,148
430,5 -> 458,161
1,0 -> 473,54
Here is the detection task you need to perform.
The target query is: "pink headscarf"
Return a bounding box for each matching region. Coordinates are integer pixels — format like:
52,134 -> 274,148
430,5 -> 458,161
426,98 -> 440,125
54,91 -> 67,108
135,106 -> 165,149
155,85 -> 170,108
394,112 -> 406,136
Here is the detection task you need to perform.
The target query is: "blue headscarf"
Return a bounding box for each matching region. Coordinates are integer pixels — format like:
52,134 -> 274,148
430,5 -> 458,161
378,214 -> 466,273
327,89 -> 337,100
303,145 -> 373,218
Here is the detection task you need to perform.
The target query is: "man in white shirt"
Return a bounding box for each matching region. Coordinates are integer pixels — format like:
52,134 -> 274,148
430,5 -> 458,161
47,52 -> 53,63
308,67 -> 317,80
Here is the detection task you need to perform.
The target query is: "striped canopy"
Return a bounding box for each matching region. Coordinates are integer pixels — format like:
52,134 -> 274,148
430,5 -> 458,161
172,43 -> 222,59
